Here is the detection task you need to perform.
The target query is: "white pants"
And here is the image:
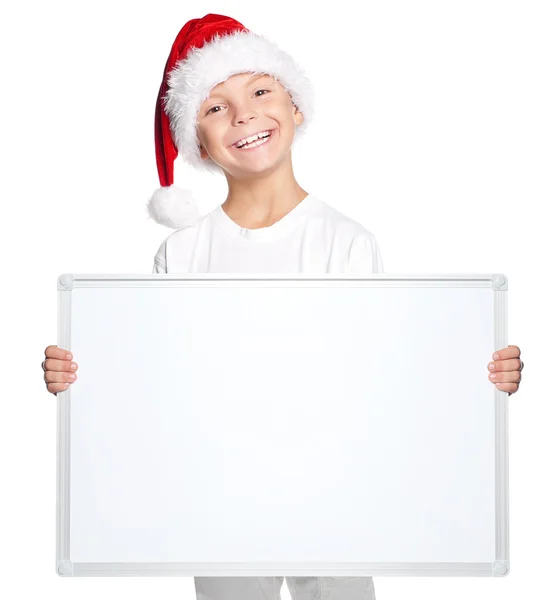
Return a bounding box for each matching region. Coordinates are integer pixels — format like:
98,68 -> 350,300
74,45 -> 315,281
194,576 -> 376,599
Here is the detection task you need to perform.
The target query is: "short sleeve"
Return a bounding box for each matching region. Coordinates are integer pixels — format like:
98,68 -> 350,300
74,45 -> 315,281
152,240 -> 167,273
347,232 -> 384,274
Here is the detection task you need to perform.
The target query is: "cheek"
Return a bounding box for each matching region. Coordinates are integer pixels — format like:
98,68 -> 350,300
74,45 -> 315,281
195,126 -> 206,147
266,107 -> 290,131
200,128 -> 223,152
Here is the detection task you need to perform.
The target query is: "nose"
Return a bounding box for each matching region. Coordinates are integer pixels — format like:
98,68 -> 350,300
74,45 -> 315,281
234,110 -> 258,126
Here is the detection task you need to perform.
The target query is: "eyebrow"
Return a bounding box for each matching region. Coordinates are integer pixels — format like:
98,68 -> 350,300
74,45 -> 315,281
246,73 -> 269,84
203,74 -> 273,104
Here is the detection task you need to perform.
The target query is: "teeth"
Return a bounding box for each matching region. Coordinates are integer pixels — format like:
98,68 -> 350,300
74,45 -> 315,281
238,136 -> 270,150
235,131 -> 271,148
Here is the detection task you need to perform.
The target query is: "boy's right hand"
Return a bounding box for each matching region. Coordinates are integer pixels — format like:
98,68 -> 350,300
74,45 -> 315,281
42,345 -> 78,396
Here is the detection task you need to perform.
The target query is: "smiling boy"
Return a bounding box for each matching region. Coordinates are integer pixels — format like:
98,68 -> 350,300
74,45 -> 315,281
145,16 -> 384,600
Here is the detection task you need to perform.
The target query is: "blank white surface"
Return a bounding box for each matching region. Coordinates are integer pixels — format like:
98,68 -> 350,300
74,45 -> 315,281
59,275 -> 504,572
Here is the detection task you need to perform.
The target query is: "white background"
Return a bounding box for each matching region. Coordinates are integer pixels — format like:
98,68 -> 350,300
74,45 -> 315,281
0,0 -> 556,598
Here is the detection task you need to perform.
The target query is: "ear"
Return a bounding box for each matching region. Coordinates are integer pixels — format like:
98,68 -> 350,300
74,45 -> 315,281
195,124 -> 209,160
293,104 -> 304,126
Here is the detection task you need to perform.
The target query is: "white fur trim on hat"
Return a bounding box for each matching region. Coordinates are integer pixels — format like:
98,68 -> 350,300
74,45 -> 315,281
163,29 -> 314,173
146,185 -> 201,230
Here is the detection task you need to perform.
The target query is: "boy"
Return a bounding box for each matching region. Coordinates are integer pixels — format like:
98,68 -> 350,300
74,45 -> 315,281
42,12 -> 523,600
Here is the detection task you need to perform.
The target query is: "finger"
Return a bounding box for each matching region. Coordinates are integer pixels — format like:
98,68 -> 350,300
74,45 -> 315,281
44,370 -> 78,384
495,382 -> 519,394
488,358 -> 522,372
43,358 -> 78,373
492,345 -> 520,361
45,345 -> 73,361
488,369 -> 520,384
46,382 -> 71,395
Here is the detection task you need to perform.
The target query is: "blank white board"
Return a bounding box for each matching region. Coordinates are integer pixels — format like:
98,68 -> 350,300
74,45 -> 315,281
55,274 -> 510,578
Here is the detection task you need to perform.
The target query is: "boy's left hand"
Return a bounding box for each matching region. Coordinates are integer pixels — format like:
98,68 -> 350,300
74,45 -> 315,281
487,344 -> 523,395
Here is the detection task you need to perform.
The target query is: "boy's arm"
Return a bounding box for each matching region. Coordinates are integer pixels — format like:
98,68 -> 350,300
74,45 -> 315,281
152,239 -> 167,273
347,232 -> 384,274
152,259 -> 166,273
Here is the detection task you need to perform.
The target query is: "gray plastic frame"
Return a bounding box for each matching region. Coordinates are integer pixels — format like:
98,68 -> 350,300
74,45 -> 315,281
55,273 -> 509,577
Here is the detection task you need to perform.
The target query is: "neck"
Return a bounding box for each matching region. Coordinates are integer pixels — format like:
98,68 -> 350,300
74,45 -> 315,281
222,158 -> 308,229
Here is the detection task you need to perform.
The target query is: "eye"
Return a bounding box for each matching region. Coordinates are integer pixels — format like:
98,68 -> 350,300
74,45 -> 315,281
205,90 -> 270,115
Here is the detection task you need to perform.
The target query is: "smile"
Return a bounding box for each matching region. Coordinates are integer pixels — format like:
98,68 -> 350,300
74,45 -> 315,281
232,129 -> 276,151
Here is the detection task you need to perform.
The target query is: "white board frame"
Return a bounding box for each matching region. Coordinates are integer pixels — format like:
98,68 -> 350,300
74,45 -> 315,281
55,274 -> 509,578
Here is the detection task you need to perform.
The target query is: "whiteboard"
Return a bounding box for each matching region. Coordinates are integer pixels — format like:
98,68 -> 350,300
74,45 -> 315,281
55,274 -> 510,578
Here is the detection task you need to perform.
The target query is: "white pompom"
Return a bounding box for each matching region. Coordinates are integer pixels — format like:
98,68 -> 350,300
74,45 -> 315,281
146,185 -> 201,229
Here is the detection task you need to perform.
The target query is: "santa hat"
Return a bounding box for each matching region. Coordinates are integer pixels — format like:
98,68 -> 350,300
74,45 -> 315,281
145,13 -> 314,229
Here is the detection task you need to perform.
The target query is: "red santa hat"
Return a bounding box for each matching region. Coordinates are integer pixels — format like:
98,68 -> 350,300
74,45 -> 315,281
145,13 -> 314,229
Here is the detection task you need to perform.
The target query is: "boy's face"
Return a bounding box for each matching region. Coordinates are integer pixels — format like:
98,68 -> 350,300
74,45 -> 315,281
195,72 -> 304,177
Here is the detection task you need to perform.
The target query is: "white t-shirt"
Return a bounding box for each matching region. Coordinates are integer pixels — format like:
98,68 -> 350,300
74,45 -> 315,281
152,192 -> 384,275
